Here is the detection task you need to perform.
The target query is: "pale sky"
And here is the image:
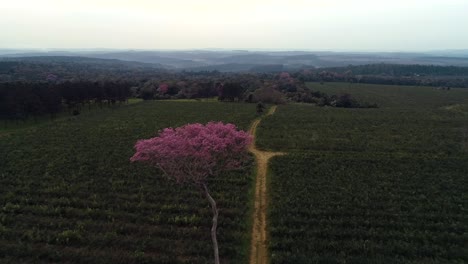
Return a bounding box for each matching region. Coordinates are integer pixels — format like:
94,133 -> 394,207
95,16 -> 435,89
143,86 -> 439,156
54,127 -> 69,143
1,0 -> 467,51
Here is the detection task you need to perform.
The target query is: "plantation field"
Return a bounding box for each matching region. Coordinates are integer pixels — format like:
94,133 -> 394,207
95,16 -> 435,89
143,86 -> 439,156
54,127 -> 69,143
0,98 -> 144,133
257,83 -> 468,263
256,105 -> 467,155
306,82 -> 468,109
0,101 -> 257,263
257,84 -> 468,154
1,82 -> 467,263
268,153 -> 468,263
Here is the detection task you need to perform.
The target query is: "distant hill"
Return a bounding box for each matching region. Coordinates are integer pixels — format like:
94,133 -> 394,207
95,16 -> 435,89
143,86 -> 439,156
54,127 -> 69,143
88,51 -> 204,68
184,63 -> 258,72
184,63 -> 286,73
0,56 -> 166,82
0,56 -> 165,68
2,49 -> 468,73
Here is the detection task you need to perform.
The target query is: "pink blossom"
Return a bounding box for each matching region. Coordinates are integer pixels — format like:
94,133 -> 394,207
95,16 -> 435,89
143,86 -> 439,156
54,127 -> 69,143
279,72 -> 291,79
158,83 -> 169,94
130,122 -> 252,184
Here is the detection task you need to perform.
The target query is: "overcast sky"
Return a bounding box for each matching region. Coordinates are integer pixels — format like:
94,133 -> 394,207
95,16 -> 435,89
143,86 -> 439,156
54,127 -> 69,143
1,0 -> 467,51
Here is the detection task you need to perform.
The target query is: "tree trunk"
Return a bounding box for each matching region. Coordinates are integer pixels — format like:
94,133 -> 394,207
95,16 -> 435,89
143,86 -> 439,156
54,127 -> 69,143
202,183 -> 220,264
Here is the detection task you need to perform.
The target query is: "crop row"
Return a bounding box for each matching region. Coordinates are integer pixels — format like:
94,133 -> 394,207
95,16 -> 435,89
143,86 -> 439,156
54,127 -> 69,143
256,104 -> 467,154
267,153 -> 468,263
0,101 -> 257,263
306,82 -> 468,109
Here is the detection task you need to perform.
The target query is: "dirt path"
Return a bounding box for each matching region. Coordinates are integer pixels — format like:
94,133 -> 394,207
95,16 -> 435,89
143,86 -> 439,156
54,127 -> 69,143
249,105 -> 284,264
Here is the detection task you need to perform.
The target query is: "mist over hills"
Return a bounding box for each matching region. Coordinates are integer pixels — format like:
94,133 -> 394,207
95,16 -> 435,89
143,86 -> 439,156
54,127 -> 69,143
1,49 -> 468,72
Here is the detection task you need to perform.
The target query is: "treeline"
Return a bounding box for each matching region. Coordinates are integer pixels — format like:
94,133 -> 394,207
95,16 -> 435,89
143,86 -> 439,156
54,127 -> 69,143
323,64 -> 468,77
350,75 -> 467,88
0,57 -> 165,82
0,70 -> 380,122
294,64 -> 468,88
101,72 -> 380,109
0,81 -> 132,120
136,75 -> 262,101
286,90 -> 377,108
3,57 -> 468,89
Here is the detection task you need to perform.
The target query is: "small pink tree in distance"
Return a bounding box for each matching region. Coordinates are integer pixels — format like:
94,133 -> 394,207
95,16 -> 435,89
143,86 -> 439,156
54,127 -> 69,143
158,83 -> 169,94
130,122 -> 252,264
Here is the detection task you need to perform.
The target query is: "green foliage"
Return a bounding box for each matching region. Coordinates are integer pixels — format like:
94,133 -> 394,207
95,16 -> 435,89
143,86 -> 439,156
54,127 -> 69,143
324,63 -> 468,77
0,57 -> 165,82
56,230 -> 83,245
295,65 -> 468,88
0,101 -> 257,263
306,82 -> 468,109
257,84 -> 468,154
252,87 -> 286,104
268,154 -> 468,263
258,83 -> 468,262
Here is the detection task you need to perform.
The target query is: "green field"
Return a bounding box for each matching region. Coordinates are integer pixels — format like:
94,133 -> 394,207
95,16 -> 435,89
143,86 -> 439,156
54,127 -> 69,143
256,104 -> 467,155
0,101 -> 257,263
0,99 -> 144,133
257,83 -> 468,154
1,82 -> 467,263
258,83 -> 468,263
268,153 -> 468,263
306,82 -> 468,109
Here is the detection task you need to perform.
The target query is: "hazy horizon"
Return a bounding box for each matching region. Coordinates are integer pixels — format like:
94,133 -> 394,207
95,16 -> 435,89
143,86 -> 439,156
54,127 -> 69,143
1,0 -> 468,51
2,47 -> 468,53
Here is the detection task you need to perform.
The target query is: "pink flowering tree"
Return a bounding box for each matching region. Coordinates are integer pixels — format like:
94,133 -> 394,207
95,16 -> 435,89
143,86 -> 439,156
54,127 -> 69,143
279,72 -> 291,79
158,83 -> 169,94
130,122 -> 252,264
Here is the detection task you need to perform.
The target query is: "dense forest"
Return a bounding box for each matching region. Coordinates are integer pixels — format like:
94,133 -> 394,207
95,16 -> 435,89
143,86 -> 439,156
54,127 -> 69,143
0,57 -> 165,82
294,64 -> 468,88
0,72 -> 377,121
2,57 -> 468,121
322,63 -> 468,76
1,57 -> 467,88
0,81 -> 132,120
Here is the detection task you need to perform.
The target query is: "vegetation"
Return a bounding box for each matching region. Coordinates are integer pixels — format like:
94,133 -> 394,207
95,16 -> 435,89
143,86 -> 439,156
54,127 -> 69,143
251,87 -> 286,105
294,64 -> 468,88
0,81 -> 133,121
1,58 -> 468,263
0,56 -> 164,82
130,122 -> 252,264
256,82 -> 468,263
322,63 -> 468,77
268,153 -> 468,263
257,83 -> 468,153
1,72 -> 380,125
0,101 -> 257,263
305,82 -> 467,108
2,56 -> 468,89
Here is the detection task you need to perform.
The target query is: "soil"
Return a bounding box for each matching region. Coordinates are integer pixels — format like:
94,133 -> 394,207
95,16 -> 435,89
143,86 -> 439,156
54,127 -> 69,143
248,106 -> 284,264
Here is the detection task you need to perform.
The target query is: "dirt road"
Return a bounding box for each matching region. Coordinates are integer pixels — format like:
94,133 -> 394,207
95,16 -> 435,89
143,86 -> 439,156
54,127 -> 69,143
249,106 -> 284,264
